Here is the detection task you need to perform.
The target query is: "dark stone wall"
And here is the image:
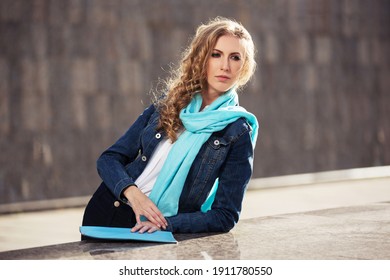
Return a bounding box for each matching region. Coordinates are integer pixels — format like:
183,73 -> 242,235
0,0 -> 389,204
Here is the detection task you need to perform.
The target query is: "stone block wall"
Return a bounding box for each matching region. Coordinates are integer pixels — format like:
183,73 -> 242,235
0,0 -> 389,204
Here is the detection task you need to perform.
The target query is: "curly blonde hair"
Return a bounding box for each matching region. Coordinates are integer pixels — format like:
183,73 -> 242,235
155,17 -> 256,142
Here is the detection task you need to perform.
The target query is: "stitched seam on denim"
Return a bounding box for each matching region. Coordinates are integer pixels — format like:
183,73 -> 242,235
114,178 -> 134,196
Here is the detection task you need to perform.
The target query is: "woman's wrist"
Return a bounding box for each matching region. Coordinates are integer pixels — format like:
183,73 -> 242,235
121,184 -> 138,202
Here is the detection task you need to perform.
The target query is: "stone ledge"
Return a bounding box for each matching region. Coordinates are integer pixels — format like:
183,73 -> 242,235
1,202 -> 389,260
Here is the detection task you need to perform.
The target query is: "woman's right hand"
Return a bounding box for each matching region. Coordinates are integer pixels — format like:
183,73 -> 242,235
123,185 -> 168,230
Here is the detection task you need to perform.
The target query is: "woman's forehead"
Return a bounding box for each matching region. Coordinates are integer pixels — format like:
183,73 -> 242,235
213,35 -> 246,55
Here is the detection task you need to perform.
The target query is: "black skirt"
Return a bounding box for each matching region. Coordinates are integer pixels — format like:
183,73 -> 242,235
81,182 -> 136,240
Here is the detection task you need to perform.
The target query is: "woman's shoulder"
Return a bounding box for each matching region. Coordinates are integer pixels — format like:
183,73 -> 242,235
215,117 -> 252,143
229,117 -> 252,134
139,103 -> 161,118
143,103 -> 157,114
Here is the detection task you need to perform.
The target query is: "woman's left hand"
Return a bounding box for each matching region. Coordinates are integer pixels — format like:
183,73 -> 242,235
131,221 -> 160,233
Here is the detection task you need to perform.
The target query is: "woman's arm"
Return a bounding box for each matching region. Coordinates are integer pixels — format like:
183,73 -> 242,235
96,105 -> 156,200
96,105 -> 167,229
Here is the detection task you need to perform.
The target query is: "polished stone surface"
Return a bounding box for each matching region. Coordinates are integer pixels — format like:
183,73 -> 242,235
1,202 -> 389,260
2,176 -> 390,253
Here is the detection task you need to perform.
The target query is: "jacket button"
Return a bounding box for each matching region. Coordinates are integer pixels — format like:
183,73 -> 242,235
141,155 -> 147,161
214,140 -> 220,146
155,133 -> 161,139
114,201 -> 120,207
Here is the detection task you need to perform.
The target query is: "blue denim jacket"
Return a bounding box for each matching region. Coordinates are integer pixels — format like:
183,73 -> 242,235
97,105 -> 255,233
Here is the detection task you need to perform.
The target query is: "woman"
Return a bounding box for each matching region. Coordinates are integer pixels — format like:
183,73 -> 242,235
82,17 -> 259,234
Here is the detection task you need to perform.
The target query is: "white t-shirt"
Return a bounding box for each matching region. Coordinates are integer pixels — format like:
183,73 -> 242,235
135,136 -> 174,196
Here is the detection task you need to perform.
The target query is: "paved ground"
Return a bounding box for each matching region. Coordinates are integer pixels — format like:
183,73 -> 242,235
0,172 -> 389,253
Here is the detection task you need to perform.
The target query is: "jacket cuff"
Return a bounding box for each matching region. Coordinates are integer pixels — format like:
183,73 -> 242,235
114,178 -> 136,201
164,217 -> 174,232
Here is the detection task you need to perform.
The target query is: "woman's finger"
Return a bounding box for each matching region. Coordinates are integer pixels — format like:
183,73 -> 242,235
133,208 -> 163,230
147,226 -> 158,233
138,225 -> 148,233
131,223 -> 142,232
143,207 -> 167,229
124,186 -> 167,228
131,222 -> 158,234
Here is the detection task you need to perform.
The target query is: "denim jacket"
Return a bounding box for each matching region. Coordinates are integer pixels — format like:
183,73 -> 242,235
97,104 -> 255,233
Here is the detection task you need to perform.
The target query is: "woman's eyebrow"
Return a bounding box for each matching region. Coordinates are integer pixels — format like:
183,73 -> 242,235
213,48 -> 242,55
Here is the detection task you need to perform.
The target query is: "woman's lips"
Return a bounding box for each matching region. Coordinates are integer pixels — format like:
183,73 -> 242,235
216,75 -> 230,82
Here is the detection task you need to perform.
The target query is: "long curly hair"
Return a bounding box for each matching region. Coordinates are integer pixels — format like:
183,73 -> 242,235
154,17 -> 256,142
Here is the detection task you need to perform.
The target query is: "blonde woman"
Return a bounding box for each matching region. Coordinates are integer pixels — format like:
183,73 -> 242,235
82,17 -> 259,234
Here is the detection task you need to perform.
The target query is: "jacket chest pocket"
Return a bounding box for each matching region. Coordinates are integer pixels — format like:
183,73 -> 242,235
139,114 -> 163,152
181,135 -> 231,209
204,135 -> 230,163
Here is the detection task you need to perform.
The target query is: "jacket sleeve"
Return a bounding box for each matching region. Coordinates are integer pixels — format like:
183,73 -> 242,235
165,129 -> 254,233
96,105 -> 156,200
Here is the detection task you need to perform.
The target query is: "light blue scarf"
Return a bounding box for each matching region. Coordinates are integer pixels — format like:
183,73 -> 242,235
148,88 -> 259,217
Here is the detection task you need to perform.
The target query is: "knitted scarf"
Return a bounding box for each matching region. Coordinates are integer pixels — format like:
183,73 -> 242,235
148,89 -> 259,217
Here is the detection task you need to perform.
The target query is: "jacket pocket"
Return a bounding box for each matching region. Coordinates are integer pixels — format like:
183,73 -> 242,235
181,136 -> 231,209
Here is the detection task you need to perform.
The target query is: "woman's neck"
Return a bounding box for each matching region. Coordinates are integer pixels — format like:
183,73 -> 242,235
200,90 -> 220,110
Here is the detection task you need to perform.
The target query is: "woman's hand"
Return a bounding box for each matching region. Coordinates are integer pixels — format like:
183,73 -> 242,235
123,185 -> 168,230
131,221 -> 160,233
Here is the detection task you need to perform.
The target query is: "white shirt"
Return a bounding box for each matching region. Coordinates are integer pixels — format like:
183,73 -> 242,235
135,136 -> 174,196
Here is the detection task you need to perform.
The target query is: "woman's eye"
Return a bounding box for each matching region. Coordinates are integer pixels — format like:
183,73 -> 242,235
231,55 -> 241,61
211,53 -> 221,58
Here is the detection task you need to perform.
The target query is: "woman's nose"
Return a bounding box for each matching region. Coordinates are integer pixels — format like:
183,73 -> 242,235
220,58 -> 230,71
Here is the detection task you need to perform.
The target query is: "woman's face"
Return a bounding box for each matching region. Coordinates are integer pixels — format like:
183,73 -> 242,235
205,35 -> 245,96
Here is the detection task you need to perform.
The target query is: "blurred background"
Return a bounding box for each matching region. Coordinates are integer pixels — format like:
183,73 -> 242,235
0,0 -> 389,251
